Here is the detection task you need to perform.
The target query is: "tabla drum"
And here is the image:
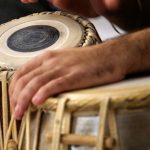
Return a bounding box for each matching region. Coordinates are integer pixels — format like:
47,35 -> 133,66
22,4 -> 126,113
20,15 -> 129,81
0,12 -> 150,150
0,11 -> 101,69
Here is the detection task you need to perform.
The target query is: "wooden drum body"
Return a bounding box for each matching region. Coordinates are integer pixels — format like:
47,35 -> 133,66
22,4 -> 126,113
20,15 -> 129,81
1,74 -> 150,150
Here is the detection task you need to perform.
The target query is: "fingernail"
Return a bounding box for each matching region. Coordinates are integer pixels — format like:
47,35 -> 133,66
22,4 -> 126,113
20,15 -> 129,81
14,105 -> 22,120
32,95 -> 42,105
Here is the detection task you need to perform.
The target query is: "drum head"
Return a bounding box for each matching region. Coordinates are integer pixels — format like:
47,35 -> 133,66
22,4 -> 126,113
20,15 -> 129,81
0,12 -> 100,68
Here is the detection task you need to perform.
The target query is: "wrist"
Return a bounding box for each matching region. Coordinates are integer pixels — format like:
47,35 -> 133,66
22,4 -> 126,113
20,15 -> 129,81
96,34 -> 140,78
93,40 -> 128,80
113,28 -> 150,76
90,28 -> 150,82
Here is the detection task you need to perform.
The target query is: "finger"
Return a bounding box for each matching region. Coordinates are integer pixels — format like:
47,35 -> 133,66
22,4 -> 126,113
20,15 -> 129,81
10,68 -> 41,110
20,0 -> 38,3
32,74 -> 76,105
9,60 -> 41,96
14,93 -> 31,120
14,78 -> 41,120
13,74 -> 50,120
9,51 -> 53,96
13,69 -> 64,119
10,65 -> 58,111
10,63 -> 44,97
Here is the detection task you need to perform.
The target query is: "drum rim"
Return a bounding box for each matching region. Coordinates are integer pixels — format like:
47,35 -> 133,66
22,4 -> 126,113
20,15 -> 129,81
0,11 -> 101,47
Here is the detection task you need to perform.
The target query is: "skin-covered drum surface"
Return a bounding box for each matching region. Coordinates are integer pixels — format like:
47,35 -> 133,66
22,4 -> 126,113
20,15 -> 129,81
7,25 -> 60,52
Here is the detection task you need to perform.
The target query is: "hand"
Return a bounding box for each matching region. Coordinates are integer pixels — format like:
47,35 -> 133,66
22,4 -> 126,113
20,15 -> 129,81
20,0 -> 120,17
9,44 -> 126,120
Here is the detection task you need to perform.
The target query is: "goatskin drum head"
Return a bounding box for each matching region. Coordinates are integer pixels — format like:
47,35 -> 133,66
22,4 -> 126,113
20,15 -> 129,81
0,12 -> 85,68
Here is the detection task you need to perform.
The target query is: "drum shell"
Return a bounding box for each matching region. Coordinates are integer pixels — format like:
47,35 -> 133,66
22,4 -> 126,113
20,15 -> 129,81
117,108 -> 150,150
0,73 -> 150,150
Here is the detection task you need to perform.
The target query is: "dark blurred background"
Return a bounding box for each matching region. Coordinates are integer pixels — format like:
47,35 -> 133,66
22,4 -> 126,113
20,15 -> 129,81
0,0 -> 57,24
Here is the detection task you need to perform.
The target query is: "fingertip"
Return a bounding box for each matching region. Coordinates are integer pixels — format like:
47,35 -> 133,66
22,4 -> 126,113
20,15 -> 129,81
32,95 -> 43,106
14,104 -> 23,120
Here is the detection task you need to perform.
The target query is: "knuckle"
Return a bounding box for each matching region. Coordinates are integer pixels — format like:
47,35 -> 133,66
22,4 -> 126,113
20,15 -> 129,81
14,71 -> 22,79
40,86 -> 49,94
18,66 -> 26,74
17,77 -> 27,87
25,84 -> 36,94
55,76 -> 70,88
43,51 -> 55,59
30,71 -> 37,77
32,76 -> 43,84
19,90 -> 32,103
14,66 -> 26,79
28,77 -> 44,89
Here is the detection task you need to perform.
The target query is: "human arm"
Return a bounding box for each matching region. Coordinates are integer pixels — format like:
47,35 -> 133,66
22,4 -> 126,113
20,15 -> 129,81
21,0 -> 98,17
20,0 -> 150,30
9,27 -> 150,120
